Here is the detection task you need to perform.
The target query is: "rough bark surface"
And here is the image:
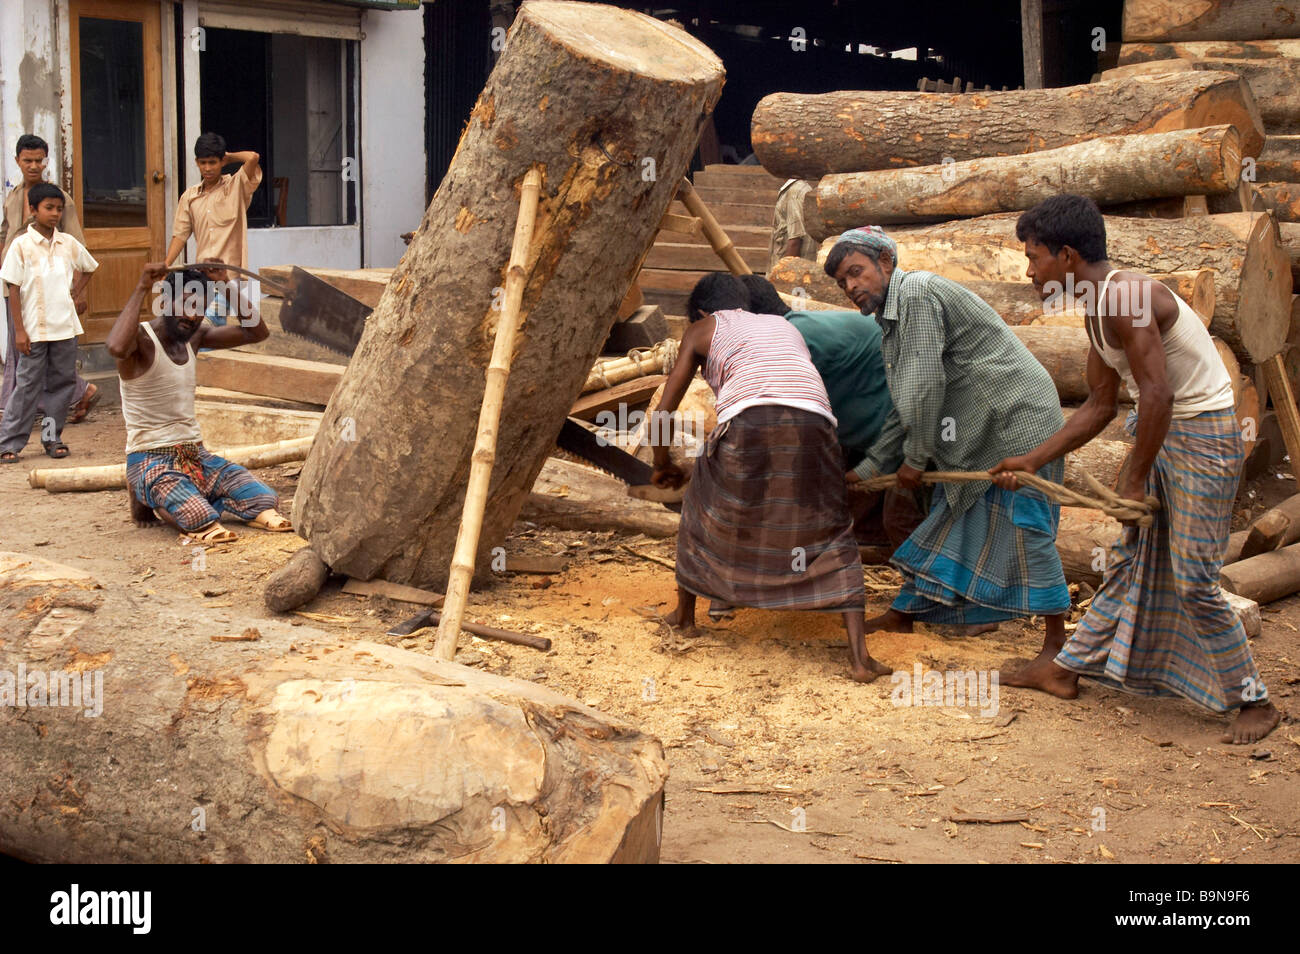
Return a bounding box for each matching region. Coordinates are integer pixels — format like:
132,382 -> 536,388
809,126 -> 1241,228
1102,58 -> 1300,132
1057,507 -> 1123,587
292,3 -> 724,587
0,553 -> 667,863
1257,182 -> 1300,222
750,72 -> 1264,178
884,212 -> 1292,362
1257,136 -> 1300,183
1122,1 -> 1300,43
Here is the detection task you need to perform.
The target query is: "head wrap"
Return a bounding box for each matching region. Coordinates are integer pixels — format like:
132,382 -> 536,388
832,225 -> 898,266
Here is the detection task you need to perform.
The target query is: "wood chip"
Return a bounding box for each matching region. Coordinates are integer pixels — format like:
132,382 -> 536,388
948,811 -> 1030,824
294,611 -> 357,624
503,554 -> 570,575
853,853 -> 903,863
212,627 -> 261,642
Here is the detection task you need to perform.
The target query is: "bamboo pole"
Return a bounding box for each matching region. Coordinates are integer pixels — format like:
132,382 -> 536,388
433,167 -> 544,662
582,341 -> 676,392
677,177 -> 753,277
29,436 -> 315,493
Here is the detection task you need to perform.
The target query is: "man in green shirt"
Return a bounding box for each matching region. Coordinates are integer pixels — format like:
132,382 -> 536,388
826,226 -> 1070,641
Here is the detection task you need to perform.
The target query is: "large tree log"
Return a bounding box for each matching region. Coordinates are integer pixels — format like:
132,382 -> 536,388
523,457 -> 680,538
808,126 -> 1241,228
882,212 -> 1292,362
1220,541 -> 1300,603
750,72 -> 1264,178
1118,39 -> 1300,63
0,552 -> 667,863
1281,222 -> 1300,286
1057,507 -> 1123,587
1101,58 -> 1300,132
1255,135 -> 1300,183
1241,493 -> 1300,559
1256,182 -> 1300,222
292,4 -> 723,588
1122,1 -> 1300,43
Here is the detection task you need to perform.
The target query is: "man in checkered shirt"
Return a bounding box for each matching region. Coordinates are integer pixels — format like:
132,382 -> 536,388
828,226 -> 1070,645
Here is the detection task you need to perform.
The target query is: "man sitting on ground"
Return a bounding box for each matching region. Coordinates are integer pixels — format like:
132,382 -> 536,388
106,263 -> 291,543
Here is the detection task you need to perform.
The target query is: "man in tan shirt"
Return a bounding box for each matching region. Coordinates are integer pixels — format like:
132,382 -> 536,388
1,133 -> 99,422
165,132 -> 261,325
768,179 -> 819,273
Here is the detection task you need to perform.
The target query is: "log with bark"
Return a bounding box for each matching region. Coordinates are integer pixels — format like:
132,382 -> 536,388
1118,40 -> 1300,65
750,71 -> 1264,178
1103,195 -> 1209,219
883,212 -> 1292,363
1057,507 -> 1122,587
1256,182 -> 1300,222
807,125 -> 1242,229
1241,493 -> 1300,560
1122,1 -> 1300,44
1101,58 -> 1300,132
523,457 -> 680,538
0,552 -> 667,863
1281,222 -> 1300,286
1221,541 -> 1300,604
1255,136 -> 1300,183
292,4 -> 723,588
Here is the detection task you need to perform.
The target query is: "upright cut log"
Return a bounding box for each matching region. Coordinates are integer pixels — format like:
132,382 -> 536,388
292,3 -> 724,588
882,212 -> 1292,363
1119,39 -> 1300,63
1102,59 -> 1300,132
1257,182 -> 1300,222
1122,0 -> 1300,43
750,72 -> 1264,178
0,553 -> 667,863
808,126 -> 1241,229
1256,136 -> 1300,182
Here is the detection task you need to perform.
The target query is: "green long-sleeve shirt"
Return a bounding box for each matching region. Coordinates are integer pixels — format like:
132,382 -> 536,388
785,308 -> 893,458
852,268 -> 1064,515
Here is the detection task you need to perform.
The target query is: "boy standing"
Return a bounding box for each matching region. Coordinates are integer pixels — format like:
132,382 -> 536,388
165,133 -> 261,326
0,183 -> 97,462
1,133 -> 99,421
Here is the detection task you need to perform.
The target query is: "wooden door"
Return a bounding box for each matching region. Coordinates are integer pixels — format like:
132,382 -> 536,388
69,0 -> 166,343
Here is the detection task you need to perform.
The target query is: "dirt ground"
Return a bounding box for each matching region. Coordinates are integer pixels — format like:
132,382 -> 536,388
4,410 -> 1299,864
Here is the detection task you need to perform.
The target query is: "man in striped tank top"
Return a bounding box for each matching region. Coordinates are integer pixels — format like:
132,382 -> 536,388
993,195 -> 1278,745
650,273 -> 892,683
106,263 -> 292,545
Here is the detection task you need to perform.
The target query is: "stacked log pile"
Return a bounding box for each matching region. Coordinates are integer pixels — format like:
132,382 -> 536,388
754,3 -> 1300,604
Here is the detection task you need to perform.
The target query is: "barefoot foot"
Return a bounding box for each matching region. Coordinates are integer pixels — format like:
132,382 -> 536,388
863,609 -> 913,635
850,656 -> 894,684
1222,703 -> 1281,745
1002,656 -> 1079,699
662,605 -> 699,638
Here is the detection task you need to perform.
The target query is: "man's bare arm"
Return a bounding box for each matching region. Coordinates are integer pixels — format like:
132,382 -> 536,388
163,235 -> 188,267
1109,299 -> 1173,501
192,286 -> 269,351
227,150 -> 260,179
106,264 -> 166,367
651,321 -> 709,474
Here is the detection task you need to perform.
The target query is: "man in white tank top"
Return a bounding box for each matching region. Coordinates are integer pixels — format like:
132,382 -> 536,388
105,263 -> 292,544
994,194 -> 1278,745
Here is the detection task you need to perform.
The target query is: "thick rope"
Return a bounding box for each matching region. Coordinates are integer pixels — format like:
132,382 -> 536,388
858,469 -> 1159,526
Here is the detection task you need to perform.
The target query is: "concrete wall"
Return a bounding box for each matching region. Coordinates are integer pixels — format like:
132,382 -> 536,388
0,1 -> 65,194
248,225 -> 360,271
359,6 -> 425,268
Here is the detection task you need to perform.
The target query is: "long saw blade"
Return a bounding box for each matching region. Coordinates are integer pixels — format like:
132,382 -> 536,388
555,418 -> 681,512
277,266 -> 371,356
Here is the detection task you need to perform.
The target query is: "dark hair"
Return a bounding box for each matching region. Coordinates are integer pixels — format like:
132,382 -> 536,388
824,240 -> 890,278
27,182 -> 65,210
15,134 -> 49,158
1016,195 -> 1108,263
739,274 -> 790,316
165,268 -> 210,305
686,272 -> 749,323
194,132 -> 227,159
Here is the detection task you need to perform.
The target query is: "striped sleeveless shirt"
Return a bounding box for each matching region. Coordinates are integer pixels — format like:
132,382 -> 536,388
703,309 -> 836,427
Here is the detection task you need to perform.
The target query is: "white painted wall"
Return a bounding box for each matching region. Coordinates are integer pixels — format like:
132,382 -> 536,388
248,225 -> 361,271
0,1 -> 63,194
359,6 -> 425,268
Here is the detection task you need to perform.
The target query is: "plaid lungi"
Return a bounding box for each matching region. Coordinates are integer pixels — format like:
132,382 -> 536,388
675,405 -> 865,612
890,458 -> 1071,624
1056,408 -> 1267,712
127,442 -> 278,532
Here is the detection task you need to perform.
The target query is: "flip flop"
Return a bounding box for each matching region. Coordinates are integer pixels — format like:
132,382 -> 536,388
0,452 -> 19,464
180,522 -> 237,544
67,382 -> 101,424
248,508 -> 293,532
42,442 -> 69,459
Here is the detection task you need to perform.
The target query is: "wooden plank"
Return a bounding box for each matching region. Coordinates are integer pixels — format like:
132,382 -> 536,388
693,185 -> 781,205
669,200 -> 772,227
194,350 -> 343,405
1261,352 -> 1300,467
659,223 -> 771,247
1021,0 -> 1044,88
503,555 -> 570,575
568,374 -> 666,421
342,578 -> 445,606
644,242 -> 769,271
258,266 -> 393,308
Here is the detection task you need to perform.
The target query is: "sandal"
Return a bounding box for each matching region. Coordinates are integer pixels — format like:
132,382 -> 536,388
248,508 -> 293,532
42,442 -> 69,459
0,452 -> 19,464
67,382 -> 101,424
180,522 -> 237,544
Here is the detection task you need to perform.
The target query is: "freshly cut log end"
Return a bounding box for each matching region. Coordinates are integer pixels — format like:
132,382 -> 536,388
1123,1 -> 1300,43
751,71 -> 1264,179
293,2 -> 724,588
1104,57 -> 1300,134
809,126 -> 1242,231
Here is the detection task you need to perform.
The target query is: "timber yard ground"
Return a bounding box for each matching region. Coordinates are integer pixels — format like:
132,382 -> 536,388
4,411 -> 1299,865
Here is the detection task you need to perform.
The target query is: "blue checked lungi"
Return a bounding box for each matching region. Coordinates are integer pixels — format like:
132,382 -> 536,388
889,458 -> 1071,624
1056,408 -> 1267,712
127,442 -> 278,532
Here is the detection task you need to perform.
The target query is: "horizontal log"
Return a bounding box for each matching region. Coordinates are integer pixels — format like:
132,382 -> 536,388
523,458 -> 679,538
1118,39 -> 1300,63
809,126 -> 1241,228
1220,541 -> 1300,603
1241,493 -> 1300,559
1122,0 -> 1300,43
1102,58 -> 1300,132
1057,506 -> 1122,587
751,71 -> 1264,178
1256,135 -> 1300,183
1102,195 -> 1209,219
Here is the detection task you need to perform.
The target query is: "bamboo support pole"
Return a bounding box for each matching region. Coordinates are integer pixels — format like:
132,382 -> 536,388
434,167 -> 544,662
677,177 -> 753,277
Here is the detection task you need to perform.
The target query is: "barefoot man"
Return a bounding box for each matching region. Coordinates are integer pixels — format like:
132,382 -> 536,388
828,226 -> 1070,641
650,272 -> 891,683
992,195 -> 1279,745
106,263 -> 292,543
